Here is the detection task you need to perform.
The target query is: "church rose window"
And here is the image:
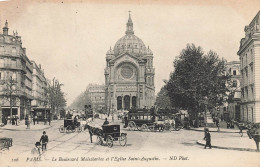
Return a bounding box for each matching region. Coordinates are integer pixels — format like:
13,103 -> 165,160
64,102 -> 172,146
121,66 -> 134,79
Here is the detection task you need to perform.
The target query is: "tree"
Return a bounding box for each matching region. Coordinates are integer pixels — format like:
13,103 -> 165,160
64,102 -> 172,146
2,76 -> 19,117
155,81 -> 173,108
70,89 -> 92,110
165,44 -> 230,118
46,78 -> 67,118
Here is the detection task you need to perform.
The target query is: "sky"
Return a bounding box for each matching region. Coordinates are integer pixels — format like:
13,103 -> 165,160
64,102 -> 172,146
0,0 -> 259,106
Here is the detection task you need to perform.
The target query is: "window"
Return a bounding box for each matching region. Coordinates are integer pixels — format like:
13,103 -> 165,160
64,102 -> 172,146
251,108 -> 254,122
251,86 -> 254,99
246,107 -> 248,121
251,49 -> 253,62
233,70 -> 236,75
232,80 -> 237,87
246,54 -> 248,65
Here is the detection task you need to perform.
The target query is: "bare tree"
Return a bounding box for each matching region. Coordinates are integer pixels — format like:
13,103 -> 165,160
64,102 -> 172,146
2,76 -> 19,117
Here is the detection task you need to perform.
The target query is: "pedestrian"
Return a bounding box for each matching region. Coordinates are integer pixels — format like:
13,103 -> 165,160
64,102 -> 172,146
204,128 -> 212,149
103,118 -> 109,125
48,116 -> 51,125
25,115 -> 30,129
216,117 -> 220,131
31,142 -> 41,156
33,115 -> 36,125
124,115 -> 128,128
40,131 -> 48,151
15,115 -> 18,126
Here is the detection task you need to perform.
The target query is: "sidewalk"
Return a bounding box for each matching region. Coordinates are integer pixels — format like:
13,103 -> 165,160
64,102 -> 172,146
189,121 -> 240,133
0,120 -> 54,131
197,136 -> 259,152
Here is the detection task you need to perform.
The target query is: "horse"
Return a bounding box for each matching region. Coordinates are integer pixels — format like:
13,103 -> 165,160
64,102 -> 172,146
86,117 -> 93,124
247,123 -> 260,151
84,124 -> 103,143
153,121 -> 166,132
232,120 -> 252,137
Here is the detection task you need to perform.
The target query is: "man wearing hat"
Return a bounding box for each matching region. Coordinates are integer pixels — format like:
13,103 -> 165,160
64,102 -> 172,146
40,131 -> 49,151
204,128 -> 212,149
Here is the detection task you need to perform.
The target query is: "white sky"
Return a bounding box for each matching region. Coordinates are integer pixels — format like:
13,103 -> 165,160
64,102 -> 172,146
0,1 -> 259,106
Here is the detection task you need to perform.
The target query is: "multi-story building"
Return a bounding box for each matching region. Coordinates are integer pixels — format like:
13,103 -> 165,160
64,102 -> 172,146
0,20 -> 33,121
238,11 -> 260,123
86,84 -> 105,111
31,61 -> 49,113
226,61 -> 241,121
104,13 -> 155,111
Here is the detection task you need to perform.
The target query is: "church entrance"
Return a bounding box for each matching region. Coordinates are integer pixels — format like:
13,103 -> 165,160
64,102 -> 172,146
117,96 -> 122,110
132,96 -> 137,108
124,95 -> 130,110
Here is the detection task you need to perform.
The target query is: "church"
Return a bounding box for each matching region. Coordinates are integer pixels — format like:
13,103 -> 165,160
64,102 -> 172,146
104,13 -> 155,111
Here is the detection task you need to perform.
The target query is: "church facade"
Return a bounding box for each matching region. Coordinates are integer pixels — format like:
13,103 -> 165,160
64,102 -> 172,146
104,14 -> 155,111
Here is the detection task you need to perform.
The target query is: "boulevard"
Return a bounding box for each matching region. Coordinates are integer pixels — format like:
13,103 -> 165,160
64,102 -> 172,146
0,116 -> 259,167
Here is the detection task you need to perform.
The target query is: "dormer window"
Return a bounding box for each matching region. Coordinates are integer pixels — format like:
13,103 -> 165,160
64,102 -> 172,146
233,70 -> 236,76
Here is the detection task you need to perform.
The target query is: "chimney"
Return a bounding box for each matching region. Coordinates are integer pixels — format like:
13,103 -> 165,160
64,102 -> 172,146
23,48 -> 26,55
3,20 -> 8,35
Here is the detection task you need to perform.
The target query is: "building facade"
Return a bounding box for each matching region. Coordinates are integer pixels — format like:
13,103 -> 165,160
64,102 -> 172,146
238,11 -> 260,123
104,14 -> 155,111
86,84 -> 105,111
226,61 -> 241,121
0,21 -> 33,120
31,61 -> 49,110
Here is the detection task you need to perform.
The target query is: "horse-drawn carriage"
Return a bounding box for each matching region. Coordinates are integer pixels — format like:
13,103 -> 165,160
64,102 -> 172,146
0,137 -> 12,151
85,124 -> 127,148
127,110 -> 182,132
59,118 -> 83,133
97,125 -> 127,148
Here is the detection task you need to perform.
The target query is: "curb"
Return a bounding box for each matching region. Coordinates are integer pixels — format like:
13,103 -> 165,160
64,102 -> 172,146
189,128 -> 239,133
196,140 -> 259,152
0,125 -> 53,131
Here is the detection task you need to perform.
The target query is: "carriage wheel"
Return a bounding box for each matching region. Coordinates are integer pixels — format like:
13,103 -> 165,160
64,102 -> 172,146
71,126 -> 76,133
141,124 -> 149,132
136,126 -> 142,131
119,134 -> 127,146
128,121 -> 136,131
106,135 -> 113,148
66,125 -> 72,133
96,136 -> 103,145
159,125 -> 165,132
59,125 -> 65,133
164,123 -> 171,131
175,126 -> 180,131
76,126 -> 82,132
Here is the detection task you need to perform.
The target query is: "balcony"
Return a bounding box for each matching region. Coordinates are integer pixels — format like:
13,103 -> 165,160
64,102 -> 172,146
0,63 -> 26,72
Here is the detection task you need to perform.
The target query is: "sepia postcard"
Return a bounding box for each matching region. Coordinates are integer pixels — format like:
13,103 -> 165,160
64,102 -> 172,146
0,0 -> 260,167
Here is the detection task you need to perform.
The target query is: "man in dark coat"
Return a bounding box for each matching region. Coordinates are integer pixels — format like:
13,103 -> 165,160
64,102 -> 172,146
204,128 -> 212,149
103,118 -> 109,125
124,115 -> 128,128
40,131 -> 49,151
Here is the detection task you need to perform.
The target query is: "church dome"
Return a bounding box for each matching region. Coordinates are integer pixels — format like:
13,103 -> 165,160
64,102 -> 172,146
114,34 -> 147,56
113,13 -> 147,57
